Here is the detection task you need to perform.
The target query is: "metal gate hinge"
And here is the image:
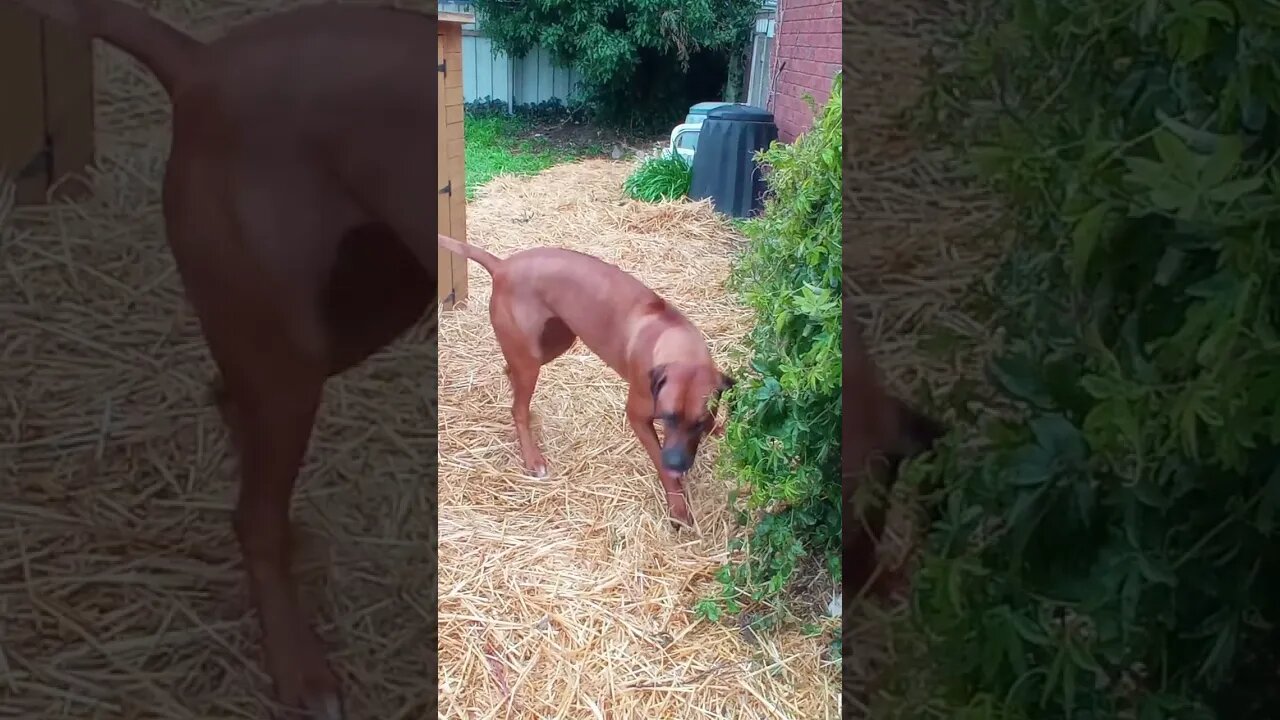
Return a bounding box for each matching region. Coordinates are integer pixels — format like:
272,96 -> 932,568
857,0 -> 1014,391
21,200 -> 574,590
18,143 -> 51,181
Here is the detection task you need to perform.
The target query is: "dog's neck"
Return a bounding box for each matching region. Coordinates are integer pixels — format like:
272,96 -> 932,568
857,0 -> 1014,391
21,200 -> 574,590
631,321 -> 712,377
624,298 -> 710,371
649,326 -> 712,368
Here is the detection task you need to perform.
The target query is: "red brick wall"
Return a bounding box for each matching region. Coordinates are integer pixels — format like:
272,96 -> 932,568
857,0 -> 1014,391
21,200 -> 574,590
770,0 -> 840,142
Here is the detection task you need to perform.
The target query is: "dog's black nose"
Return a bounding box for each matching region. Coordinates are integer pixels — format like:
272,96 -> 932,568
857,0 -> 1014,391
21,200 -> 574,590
661,447 -> 692,473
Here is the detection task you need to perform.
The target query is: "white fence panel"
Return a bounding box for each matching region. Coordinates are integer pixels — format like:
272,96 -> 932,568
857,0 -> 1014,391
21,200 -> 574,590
462,32 -> 514,106
440,2 -> 583,108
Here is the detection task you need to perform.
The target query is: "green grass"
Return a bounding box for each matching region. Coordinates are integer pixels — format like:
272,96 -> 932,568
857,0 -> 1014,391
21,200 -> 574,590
464,114 -> 576,198
622,152 -> 692,202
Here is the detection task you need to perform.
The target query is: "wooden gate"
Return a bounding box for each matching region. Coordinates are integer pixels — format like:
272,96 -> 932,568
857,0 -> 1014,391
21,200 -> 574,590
437,12 -> 470,310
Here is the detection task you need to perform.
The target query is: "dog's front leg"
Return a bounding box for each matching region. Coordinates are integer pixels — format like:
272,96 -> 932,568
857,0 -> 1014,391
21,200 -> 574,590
625,393 -> 693,528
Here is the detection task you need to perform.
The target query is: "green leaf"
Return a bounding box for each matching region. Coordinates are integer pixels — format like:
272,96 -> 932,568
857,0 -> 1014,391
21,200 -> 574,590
1074,479 -> 1096,528
1201,134 -> 1242,186
1155,247 -> 1187,286
1040,645 -> 1067,707
1061,649 -> 1077,716
1151,184 -> 1192,212
1030,414 -> 1085,463
1004,618 -> 1028,676
1185,271 -> 1236,298
1194,0 -> 1235,23
1008,446 -> 1053,488
1070,202 -> 1112,286
1255,465 -> 1280,534
1010,612 -> 1052,647
989,355 -> 1054,408
1132,478 -> 1169,509
1177,16 -> 1211,61
1153,130 -> 1198,180
1135,552 -> 1177,586
1197,619 -> 1237,681
1121,569 -> 1142,627
1206,176 -> 1264,204
1125,157 -> 1174,188
1065,635 -> 1105,675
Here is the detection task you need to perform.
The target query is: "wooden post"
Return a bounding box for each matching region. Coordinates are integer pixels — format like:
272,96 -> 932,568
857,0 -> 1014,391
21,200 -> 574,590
0,8 -> 95,205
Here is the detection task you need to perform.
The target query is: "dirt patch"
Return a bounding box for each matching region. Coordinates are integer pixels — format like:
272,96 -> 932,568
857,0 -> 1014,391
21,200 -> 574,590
515,118 -> 667,159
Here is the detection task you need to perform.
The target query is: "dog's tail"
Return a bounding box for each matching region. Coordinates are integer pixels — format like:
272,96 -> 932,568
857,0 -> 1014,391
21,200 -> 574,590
438,234 -> 503,276
7,0 -> 199,96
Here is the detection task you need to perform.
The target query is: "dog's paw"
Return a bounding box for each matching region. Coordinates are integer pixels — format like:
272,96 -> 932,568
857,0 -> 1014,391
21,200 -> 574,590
526,461 -> 548,478
664,490 -> 694,529
271,661 -> 345,720
669,515 -> 695,531
304,692 -> 345,720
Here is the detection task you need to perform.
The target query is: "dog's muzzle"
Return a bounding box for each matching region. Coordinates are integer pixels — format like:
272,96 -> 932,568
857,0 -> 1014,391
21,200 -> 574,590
661,447 -> 693,474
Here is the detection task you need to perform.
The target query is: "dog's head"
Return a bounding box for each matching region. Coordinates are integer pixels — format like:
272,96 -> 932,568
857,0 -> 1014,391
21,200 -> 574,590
649,363 -> 734,475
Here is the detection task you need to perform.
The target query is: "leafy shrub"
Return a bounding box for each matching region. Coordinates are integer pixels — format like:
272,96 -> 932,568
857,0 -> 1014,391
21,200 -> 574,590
468,0 -> 758,128
705,78 -> 842,621
879,2 -> 1280,718
465,97 -> 592,125
623,152 -> 692,202
464,97 -> 511,119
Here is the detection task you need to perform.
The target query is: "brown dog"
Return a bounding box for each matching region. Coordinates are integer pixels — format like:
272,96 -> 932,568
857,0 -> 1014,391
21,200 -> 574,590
438,234 -> 732,527
8,1 -> 440,717
843,312 -> 944,598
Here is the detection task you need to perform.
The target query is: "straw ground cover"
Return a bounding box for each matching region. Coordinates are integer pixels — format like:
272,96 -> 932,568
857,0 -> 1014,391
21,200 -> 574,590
841,0 -> 1005,711
2,2 -> 440,717
437,160 -> 839,718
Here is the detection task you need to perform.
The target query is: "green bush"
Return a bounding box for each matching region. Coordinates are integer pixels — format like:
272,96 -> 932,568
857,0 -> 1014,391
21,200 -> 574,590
623,152 -> 693,202
468,0 -> 758,128
879,2 -> 1280,718
703,78 -> 842,623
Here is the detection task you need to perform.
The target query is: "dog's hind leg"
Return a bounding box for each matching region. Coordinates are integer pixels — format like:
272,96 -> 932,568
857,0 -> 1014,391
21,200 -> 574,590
222,373 -> 341,719
498,318 -> 574,473
503,357 -> 547,477
489,293 -> 557,477
167,169 -> 348,719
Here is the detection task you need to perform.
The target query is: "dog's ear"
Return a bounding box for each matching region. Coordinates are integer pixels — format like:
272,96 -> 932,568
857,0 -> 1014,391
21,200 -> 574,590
709,372 -> 736,413
889,398 -> 945,458
649,364 -> 669,400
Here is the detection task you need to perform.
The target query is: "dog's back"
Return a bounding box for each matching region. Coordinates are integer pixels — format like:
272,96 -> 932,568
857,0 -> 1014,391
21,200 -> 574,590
488,246 -> 703,373
499,246 -> 664,315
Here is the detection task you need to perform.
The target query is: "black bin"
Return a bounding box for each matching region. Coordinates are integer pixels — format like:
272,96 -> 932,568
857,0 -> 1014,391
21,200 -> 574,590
688,105 -> 779,218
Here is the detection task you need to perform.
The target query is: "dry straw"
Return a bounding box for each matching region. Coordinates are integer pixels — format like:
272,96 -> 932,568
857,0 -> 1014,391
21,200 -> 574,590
438,161 -> 839,719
